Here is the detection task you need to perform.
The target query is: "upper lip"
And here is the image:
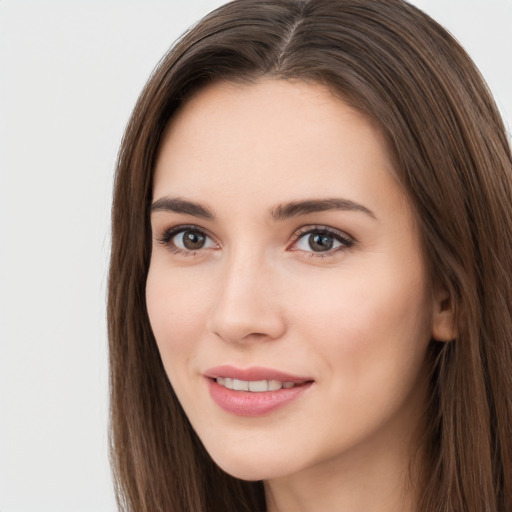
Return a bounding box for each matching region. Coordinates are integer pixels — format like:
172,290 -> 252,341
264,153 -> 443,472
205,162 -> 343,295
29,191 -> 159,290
204,365 -> 313,383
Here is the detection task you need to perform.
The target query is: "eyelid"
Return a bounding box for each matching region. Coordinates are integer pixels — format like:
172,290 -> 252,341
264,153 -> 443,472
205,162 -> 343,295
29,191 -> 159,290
155,224 -> 219,254
288,225 -> 355,255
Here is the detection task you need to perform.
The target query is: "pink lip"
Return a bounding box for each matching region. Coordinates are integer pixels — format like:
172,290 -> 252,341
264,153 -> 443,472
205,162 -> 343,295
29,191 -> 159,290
204,365 -> 314,417
204,365 -> 312,383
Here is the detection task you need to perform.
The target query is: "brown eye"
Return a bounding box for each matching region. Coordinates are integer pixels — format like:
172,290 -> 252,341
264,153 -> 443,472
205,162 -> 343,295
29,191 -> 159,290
162,227 -> 217,253
182,230 -> 206,250
291,227 -> 354,256
308,233 -> 334,252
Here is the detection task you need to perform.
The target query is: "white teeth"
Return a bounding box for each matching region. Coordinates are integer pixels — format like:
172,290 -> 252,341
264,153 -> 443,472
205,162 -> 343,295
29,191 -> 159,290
248,380 -> 267,392
215,377 -> 298,392
233,379 -> 249,391
268,380 -> 282,391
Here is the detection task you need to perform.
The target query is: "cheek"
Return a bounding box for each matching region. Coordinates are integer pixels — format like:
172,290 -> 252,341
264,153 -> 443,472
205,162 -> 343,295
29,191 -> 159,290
145,262 -> 211,373
282,266 -> 433,452
287,259 -> 432,382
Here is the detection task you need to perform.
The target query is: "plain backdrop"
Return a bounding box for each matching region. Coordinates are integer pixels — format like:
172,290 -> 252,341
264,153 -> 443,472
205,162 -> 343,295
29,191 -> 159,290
0,1 -> 510,511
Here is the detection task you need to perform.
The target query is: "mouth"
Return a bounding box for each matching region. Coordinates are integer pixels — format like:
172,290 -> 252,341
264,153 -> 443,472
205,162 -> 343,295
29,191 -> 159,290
204,366 -> 314,416
214,377 -> 304,392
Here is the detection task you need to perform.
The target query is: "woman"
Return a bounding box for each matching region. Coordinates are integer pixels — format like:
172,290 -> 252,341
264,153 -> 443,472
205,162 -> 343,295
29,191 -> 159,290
108,1 -> 512,510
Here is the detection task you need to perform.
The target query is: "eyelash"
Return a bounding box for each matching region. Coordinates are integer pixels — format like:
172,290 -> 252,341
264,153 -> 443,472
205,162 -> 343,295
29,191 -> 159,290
156,224 -> 215,257
155,224 -> 355,258
289,225 -> 355,258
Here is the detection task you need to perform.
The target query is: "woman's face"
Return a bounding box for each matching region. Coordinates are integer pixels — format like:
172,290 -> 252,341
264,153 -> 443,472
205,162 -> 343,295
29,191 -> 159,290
146,79 -> 443,482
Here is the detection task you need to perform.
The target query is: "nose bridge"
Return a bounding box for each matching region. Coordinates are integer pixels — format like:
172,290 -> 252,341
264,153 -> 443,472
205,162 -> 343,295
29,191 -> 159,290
208,244 -> 285,343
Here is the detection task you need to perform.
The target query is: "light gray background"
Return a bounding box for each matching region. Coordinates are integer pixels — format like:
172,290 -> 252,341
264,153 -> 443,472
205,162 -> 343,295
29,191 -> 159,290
0,1 -> 510,511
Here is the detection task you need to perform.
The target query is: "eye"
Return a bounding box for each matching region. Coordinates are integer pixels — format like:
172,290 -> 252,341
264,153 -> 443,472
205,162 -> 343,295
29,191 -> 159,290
157,225 -> 217,254
290,226 -> 354,256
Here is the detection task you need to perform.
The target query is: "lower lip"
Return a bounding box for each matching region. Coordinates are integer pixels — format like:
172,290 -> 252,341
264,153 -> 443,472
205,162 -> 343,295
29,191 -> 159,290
206,378 -> 313,416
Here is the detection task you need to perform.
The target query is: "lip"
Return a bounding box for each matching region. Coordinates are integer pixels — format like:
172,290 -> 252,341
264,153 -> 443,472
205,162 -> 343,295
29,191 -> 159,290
204,365 -> 314,416
204,365 -> 312,383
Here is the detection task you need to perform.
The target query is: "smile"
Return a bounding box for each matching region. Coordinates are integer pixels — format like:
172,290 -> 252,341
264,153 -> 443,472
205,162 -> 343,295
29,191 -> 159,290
215,377 -> 299,392
205,366 -> 314,416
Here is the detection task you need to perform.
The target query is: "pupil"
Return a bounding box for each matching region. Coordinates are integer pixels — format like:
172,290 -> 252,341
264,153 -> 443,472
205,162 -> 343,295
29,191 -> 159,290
183,231 -> 205,250
309,233 -> 333,252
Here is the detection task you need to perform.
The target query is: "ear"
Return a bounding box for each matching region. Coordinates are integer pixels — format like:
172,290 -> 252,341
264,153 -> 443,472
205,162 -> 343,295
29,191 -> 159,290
431,290 -> 456,342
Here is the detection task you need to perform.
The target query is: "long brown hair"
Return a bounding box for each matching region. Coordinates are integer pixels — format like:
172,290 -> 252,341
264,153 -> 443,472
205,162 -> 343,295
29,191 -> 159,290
108,1 -> 512,510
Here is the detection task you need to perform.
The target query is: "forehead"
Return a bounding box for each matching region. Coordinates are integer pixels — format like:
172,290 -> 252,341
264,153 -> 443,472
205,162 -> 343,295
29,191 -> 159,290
153,78 -> 408,219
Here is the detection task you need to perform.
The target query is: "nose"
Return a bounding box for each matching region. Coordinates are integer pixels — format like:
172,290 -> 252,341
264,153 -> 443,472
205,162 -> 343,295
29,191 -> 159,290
207,251 -> 287,344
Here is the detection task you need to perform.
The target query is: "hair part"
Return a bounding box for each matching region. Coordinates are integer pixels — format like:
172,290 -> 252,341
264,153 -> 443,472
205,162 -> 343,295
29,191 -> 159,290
108,1 -> 512,510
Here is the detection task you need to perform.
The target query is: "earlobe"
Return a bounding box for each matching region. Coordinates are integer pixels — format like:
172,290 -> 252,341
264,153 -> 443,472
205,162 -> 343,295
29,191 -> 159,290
432,292 -> 456,342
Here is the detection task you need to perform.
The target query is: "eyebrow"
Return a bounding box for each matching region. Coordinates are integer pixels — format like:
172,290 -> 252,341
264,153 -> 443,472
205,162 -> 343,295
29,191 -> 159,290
150,197 -> 214,219
150,196 -> 376,221
270,198 -> 376,221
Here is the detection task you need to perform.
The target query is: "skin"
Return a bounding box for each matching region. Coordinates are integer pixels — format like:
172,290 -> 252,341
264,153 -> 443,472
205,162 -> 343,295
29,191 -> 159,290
146,79 -> 453,512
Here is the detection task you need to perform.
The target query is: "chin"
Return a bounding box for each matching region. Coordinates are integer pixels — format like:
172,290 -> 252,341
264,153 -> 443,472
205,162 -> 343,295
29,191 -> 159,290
207,446 -> 297,482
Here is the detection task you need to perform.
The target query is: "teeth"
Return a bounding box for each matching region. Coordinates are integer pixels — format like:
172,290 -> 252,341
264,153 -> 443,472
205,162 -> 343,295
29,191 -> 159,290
215,378 -> 298,392
268,380 -> 282,391
233,379 -> 249,391
248,380 -> 267,392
